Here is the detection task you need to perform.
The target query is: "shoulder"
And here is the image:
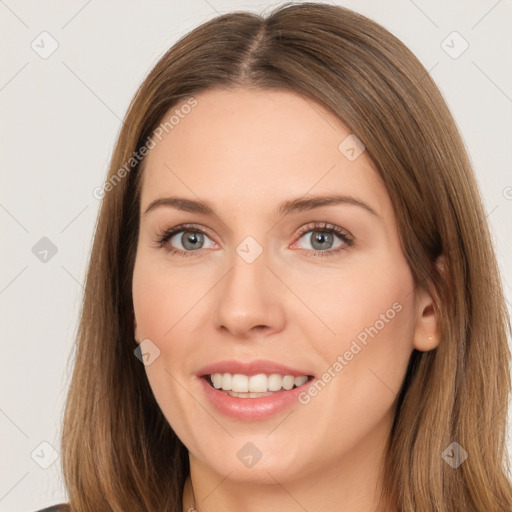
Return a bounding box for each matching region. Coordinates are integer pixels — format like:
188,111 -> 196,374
34,505 -> 70,512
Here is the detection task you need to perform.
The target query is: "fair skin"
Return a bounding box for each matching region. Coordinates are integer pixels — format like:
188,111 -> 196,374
132,87 -> 440,512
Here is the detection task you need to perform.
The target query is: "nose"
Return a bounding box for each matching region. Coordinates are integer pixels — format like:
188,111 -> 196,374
212,242 -> 286,339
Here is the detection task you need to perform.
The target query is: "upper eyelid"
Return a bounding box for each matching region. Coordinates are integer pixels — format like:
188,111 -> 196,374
297,222 -> 352,238
163,223 -> 215,241
160,222 -> 352,245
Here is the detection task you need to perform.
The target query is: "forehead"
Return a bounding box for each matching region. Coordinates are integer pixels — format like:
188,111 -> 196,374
148,87 -> 351,166
139,87 -> 387,218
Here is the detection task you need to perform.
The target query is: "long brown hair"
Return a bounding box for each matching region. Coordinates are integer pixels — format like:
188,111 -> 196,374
61,2 -> 512,510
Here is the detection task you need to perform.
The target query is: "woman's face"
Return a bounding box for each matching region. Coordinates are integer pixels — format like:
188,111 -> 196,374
132,87 -> 436,487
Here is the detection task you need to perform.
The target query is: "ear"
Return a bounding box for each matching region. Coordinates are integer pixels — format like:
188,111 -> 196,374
412,255 -> 445,352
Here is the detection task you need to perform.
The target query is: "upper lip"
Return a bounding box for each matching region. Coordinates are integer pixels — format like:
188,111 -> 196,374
197,359 -> 314,378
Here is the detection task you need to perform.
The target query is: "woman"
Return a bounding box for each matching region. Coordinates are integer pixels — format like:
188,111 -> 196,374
42,2 -> 512,511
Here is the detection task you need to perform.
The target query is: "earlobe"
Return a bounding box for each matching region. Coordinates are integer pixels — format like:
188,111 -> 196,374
412,256 -> 445,352
413,254 -> 447,352
412,291 -> 440,351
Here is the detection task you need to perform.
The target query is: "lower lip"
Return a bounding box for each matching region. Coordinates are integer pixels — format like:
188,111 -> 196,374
198,376 -> 310,421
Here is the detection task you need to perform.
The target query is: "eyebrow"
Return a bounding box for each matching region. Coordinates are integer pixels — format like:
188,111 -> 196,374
143,194 -> 379,218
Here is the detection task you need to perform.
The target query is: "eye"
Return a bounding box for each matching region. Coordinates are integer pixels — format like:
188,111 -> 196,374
155,222 -> 354,259
292,222 -> 353,258
155,224 -> 217,257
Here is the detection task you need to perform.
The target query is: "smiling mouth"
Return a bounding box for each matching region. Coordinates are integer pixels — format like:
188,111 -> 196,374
203,372 -> 314,398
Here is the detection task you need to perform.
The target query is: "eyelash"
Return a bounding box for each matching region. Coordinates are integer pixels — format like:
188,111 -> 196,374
155,222 -> 354,259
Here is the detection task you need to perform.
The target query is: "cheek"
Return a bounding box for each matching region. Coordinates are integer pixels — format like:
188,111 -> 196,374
293,253 -> 416,389
297,257 -> 416,419
291,253 -> 415,351
132,255 -> 204,446
328,270 -> 414,356
132,253 -> 203,339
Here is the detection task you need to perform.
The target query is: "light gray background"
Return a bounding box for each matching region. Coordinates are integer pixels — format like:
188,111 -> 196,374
1,1 -> 511,510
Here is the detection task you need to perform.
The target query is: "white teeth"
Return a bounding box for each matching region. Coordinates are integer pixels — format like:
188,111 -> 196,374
209,372 -> 309,393
294,376 -> 308,387
226,390 -> 274,398
282,375 -> 294,390
221,373 -> 232,391
231,374 -> 249,392
248,374 -> 267,392
268,373 -> 283,391
211,373 -> 222,389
